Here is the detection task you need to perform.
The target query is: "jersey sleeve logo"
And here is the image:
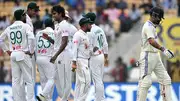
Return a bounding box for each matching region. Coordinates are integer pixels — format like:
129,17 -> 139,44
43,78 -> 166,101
74,40 -> 78,44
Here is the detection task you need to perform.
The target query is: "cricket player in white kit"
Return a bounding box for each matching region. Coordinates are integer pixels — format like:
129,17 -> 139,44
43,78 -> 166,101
50,5 -> 72,101
64,10 -> 78,54
36,18 -> 55,101
0,9 -> 35,101
43,9 -> 78,101
83,12 -> 108,101
137,7 -> 174,101
18,3 -> 40,100
26,1 -> 40,83
72,17 -> 93,101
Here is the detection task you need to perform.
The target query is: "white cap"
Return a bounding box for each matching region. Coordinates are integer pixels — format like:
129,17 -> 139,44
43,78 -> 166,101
65,10 -> 71,19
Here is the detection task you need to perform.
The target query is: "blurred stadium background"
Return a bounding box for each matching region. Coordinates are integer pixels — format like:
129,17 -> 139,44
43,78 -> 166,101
0,0 -> 179,101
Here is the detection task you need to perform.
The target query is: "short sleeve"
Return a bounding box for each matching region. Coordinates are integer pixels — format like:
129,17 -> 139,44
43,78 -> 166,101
145,25 -> 155,39
61,23 -> 70,37
72,32 -> 80,61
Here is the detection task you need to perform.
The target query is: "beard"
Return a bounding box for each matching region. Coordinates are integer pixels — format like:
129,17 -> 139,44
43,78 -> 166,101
154,19 -> 161,25
85,28 -> 91,32
155,21 -> 160,25
22,19 -> 26,23
87,28 -> 91,32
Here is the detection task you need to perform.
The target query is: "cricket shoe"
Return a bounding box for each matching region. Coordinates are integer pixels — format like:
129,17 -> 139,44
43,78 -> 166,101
36,94 -> 47,101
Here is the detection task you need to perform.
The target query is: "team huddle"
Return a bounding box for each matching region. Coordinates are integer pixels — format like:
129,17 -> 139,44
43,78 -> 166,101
0,1 -> 176,101
0,2 -> 108,101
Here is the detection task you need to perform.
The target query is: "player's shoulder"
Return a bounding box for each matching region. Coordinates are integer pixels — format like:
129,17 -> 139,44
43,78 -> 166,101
74,30 -> 82,36
70,24 -> 78,31
59,20 -> 69,27
36,29 -> 43,36
143,21 -> 154,29
3,25 -> 10,33
87,32 -> 93,38
45,27 -> 54,32
70,23 -> 77,29
92,24 -> 104,33
23,23 -> 32,28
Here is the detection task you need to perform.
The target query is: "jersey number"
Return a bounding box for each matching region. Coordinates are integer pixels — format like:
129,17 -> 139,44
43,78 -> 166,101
97,34 -> 103,48
10,31 -> 22,44
38,36 -> 51,48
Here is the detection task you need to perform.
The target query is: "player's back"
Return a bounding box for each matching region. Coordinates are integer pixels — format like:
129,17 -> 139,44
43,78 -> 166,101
90,24 -> 108,51
6,21 -> 34,52
36,27 -> 55,57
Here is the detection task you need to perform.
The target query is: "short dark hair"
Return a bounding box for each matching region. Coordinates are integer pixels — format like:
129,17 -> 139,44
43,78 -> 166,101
44,18 -> 54,28
14,9 -> 25,20
51,5 -> 65,17
27,2 -> 40,12
83,12 -> 96,23
79,17 -> 93,26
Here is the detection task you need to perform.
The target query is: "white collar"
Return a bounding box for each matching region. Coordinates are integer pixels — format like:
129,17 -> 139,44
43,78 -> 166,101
45,27 -> 53,30
92,24 -> 96,26
14,21 -> 24,24
147,20 -> 156,28
26,14 -> 31,20
79,29 -> 86,35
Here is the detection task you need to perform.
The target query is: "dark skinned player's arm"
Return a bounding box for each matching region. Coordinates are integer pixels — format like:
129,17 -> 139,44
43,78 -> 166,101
53,36 -> 68,57
47,37 -> 54,44
104,54 -> 108,59
42,33 -> 54,44
148,38 -> 164,51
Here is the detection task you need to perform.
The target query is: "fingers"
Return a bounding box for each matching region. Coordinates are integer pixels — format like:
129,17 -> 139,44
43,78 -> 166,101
42,33 -> 49,39
8,52 -> 11,56
72,64 -> 77,72
72,68 -> 76,72
50,59 -> 55,64
6,50 -> 11,56
93,47 -> 99,52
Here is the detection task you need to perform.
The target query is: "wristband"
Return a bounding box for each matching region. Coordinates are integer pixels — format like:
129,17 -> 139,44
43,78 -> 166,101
160,47 -> 165,52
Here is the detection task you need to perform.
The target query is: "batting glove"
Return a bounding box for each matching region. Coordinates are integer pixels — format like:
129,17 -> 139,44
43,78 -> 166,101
161,48 -> 174,59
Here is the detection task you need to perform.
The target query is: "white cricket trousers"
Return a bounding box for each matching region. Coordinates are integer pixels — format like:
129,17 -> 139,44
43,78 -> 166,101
137,52 -> 172,101
90,54 -> 105,101
11,52 -> 35,101
36,56 -> 55,100
74,58 -> 91,101
19,54 -> 36,101
31,55 -> 36,84
53,50 -> 72,101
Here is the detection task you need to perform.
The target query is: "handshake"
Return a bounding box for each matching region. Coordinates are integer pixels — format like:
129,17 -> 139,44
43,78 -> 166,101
161,47 -> 174,59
